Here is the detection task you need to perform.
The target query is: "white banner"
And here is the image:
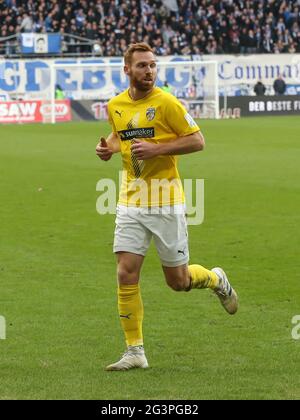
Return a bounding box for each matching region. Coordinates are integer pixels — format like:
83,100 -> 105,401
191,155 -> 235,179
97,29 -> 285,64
206,53 -> 300,95
0,54 -> 300,100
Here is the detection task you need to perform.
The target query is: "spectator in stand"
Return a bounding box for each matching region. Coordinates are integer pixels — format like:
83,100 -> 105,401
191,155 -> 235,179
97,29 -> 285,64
254,80 -> 266,96
273,75 -> 287,95
296,32 -> 300,52
20,12 -> 33,33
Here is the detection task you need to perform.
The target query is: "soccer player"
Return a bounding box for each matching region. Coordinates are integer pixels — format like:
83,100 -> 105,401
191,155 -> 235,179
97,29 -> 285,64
96,43 -> 238,371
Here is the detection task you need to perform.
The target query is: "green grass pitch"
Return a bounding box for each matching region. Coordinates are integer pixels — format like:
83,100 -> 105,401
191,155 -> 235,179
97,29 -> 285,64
0,117 -> 299,400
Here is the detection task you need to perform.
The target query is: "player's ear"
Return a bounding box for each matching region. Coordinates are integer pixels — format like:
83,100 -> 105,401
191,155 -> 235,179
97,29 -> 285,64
124,65 -> 130,76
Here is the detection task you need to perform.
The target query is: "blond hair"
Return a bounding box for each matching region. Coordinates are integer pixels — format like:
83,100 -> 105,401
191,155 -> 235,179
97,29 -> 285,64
124,43 -> 154,65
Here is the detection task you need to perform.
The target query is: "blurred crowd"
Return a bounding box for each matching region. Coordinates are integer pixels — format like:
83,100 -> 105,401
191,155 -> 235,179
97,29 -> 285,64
0,0 -> 300,55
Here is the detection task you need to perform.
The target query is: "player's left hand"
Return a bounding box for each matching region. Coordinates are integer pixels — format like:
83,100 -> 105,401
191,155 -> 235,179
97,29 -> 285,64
131,139 -> 159,160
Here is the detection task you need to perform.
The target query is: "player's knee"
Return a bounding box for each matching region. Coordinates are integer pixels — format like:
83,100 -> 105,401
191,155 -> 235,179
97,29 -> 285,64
117,268 -> 139,285
169,282 -> 184,292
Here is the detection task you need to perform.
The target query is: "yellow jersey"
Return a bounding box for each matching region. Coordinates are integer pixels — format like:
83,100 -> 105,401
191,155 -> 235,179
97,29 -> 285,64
107,87 -> 200,207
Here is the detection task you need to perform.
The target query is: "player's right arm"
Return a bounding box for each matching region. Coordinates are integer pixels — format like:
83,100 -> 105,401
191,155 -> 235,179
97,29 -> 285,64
96,132 -> 120,161
96,100 -> 121,161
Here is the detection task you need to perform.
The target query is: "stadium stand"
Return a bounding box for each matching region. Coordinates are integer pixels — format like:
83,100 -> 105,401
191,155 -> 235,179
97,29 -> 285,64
0,0 -> 299,56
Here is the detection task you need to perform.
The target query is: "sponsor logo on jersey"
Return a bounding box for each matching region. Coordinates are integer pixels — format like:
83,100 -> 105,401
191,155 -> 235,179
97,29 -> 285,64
118,127 -> 155,141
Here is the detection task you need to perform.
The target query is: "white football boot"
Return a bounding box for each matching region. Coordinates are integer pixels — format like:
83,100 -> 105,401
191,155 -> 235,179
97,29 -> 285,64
105,346 -> 149,371
212,267 -> 238,315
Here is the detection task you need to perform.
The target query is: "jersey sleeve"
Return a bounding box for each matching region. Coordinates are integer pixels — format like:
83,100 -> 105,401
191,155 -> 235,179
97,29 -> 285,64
164,96 -> 200,137
107,102 -> 117,134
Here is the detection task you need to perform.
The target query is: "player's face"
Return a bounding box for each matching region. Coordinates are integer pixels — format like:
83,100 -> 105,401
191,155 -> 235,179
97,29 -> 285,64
125,51 -> 157,91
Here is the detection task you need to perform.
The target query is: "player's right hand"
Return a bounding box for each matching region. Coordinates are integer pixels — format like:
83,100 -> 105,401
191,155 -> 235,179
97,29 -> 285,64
96,137 -> 113,161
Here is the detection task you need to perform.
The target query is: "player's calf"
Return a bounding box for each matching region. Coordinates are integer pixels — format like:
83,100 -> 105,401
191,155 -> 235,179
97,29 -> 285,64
163,265 -> 191,292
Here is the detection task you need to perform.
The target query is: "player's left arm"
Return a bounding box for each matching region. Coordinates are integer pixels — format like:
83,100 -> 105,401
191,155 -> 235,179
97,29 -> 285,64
158,131 -> 205,155
131,131 -> 204,160
132,97 -> 206,160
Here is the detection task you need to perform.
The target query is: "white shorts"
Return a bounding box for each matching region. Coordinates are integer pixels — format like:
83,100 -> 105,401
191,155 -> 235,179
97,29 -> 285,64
113,204 -> 189,267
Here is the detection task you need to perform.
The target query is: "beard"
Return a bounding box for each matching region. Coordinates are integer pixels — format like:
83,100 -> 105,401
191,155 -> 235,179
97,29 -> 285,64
131,75 -> 156,91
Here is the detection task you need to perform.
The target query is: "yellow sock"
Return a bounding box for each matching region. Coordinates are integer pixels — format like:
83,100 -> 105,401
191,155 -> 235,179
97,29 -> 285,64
118,284 -> 144,347
188,265 -> 219,290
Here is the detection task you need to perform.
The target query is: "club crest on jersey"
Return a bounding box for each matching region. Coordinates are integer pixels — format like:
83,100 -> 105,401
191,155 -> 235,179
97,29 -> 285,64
146,107 -> 156,121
